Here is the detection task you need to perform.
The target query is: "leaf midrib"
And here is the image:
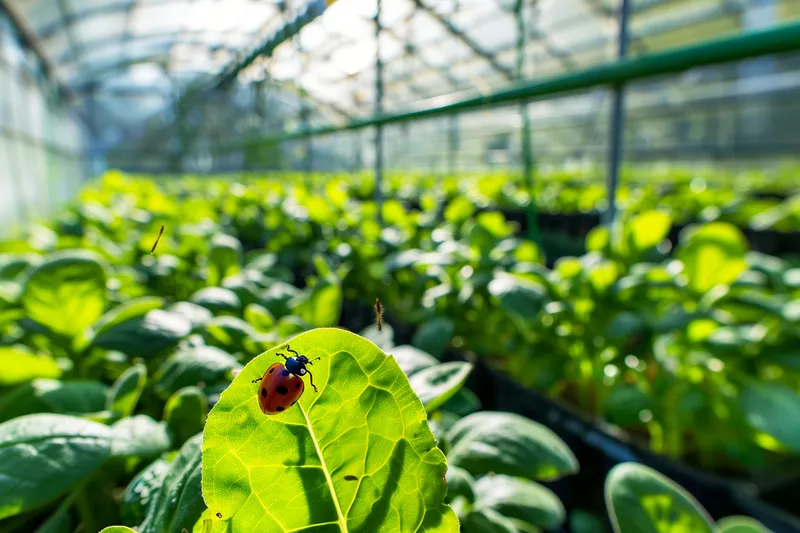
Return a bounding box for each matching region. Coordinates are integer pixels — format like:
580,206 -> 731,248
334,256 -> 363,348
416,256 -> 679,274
300,405 -> 348,533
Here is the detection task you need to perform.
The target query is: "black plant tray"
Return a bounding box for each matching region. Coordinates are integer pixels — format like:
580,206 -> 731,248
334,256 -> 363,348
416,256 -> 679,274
451,354 -> 800,531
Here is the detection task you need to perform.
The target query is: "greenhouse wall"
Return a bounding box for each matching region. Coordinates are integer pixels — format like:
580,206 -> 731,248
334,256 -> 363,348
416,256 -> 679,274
0,7 -> 88,237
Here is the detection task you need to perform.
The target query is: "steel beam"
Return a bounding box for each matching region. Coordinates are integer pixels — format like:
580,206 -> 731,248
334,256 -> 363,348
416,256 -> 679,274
216,20 -> 800,150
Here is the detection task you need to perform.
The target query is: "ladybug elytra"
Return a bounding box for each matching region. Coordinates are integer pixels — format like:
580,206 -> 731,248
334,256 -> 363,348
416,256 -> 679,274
252,345 -> 320,414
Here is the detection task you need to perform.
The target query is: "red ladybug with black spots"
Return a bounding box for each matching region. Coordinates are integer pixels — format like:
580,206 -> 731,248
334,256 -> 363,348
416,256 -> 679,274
252,345 -> 320,414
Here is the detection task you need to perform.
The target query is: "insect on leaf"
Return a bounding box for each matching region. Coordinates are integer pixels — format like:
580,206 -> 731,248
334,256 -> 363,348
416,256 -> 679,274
202,327 -> 459,533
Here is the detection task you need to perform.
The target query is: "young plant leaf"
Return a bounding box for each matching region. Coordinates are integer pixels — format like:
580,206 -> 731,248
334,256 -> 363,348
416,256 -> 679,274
389,345 -> 439,376
202,328 -> 459,532
473,474 -> 566,531
20,250 -> 107,338
676,222 -> 748,295
412,317 -> 455,359
100,527 -> 138,533
164,386 -> 209,447
605,462 -> 716,533
447,412 -> 579,482
0,413 -> 113,519
445,466 -> 476,502
0,346 -> 62,386
717,516 -> 774,533
739,380 -> 800,453
121,457 -> 172,525
106,363 -> 147,418
110,415 -> 172,458
139,433 -> 205,533
155,345 -> 241,398
409,361 -> 473,412
0,379 -> 110,422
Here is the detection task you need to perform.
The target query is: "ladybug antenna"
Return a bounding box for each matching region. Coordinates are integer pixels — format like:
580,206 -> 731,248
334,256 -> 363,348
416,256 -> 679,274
285,345 -> 300,358
307,356 -> 322,365
306,369 -> 318,393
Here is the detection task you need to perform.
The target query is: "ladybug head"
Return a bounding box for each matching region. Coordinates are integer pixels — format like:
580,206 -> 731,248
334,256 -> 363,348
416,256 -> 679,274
297,355 -> 310,365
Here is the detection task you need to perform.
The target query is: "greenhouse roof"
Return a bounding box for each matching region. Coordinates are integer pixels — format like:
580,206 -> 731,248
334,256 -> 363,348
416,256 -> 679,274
5,0 -> 795,147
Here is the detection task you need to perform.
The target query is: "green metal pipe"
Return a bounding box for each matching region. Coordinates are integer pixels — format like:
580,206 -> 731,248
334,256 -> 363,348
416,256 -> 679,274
220,20 -> 800,151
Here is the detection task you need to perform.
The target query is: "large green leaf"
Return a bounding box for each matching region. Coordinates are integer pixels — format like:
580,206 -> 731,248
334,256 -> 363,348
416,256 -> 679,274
139,433 -> 205,533
409,362 -> 473,412
155,345 -> 241,398
473,474 -> 566,531
489,273 -> 547,320
0,379 -> 110,422
412,317 -> 455,358
461,508 -> 517,533
0,346 -> 62,386
86,298 -> 192,357
110,415 -> 172,458
740,380 -> 800,453
21,250 -> 107,337
106,363 -> 147,418
447,412 -> 579,482
389,345 -> 439,376
0,413 -> 112,519
164,386 -> 209,447
629,211 -> 671,252
605,462 -> 716,533
676,223 -> 748,295
100,528 -> 138,533
202,328 -> 458,532
121,458 -> 172,525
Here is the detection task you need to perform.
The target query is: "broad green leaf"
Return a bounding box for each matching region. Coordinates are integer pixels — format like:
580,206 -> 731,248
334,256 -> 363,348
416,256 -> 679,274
110,415 -> 171,457
489,273 -> 547,320
447,412 -> 579,481
87,301 -> 192,358
605,462 -> 715,533
164,386 -> 209,447
740,380 -> 800,453
0,346 -> 62,386
445,466 -> 475,502
629,211 -> 671,252
390,345 -> 440,376
243,303 -> 276,331
170,301 -> 215,331
461,507 -> 518,533
33,494 -> 74,533
409,362 -> 473,412
202,328 -> 458,532
121,457 -> 171,525
21,250 -> 107,337
676,223 -> 748,295
473,474 -> 566,531
441,388 -> 482,417
201,316 -> 258,354
155,346 -> 241,398
100,528 -> 138,533
293,281 -> 343,328
106,363 -> 147,418
586,226 -> 610,253
190,287 -> 241,315
412,317 -> 455,359
139,433 -> 205,533
208,234 -> 243,286
717,516 -> 773,533
0,414 -> 112,519
0,379 -> 111,422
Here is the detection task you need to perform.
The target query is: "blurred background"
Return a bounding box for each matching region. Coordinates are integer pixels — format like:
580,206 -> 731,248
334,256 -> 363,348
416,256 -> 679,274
1,1 -> 800,533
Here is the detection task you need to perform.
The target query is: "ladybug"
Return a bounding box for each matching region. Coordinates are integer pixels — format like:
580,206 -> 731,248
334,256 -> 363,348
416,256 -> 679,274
252,345 -> 320,414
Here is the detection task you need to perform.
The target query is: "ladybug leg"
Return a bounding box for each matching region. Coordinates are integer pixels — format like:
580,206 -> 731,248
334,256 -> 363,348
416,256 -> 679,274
306,369 -> 319,393
251,378 -> 261,384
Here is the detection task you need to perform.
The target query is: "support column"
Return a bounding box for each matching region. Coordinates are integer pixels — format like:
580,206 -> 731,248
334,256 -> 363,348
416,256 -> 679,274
374,0 -> 385,220
516,0 -> 540,244
605,0 -> 631,227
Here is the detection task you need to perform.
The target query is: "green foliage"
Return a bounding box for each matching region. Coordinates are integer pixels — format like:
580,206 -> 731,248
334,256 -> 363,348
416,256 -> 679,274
0,345 -> 62,386
201,328 -> 459,532
0,414 -> 112,519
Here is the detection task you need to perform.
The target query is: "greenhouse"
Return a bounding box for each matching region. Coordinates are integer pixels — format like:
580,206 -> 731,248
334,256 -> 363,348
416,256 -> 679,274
0,0 -> 799,532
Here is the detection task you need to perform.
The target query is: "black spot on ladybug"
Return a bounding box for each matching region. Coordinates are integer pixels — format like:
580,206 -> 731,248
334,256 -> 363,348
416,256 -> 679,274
276,406 -> 284,412
276,385 -> 288,395
269,367 -> 275,374
344,475 -> 358,481
260,388 -> 267,398
295,382 -> 301,390
216,512 -> 223,519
